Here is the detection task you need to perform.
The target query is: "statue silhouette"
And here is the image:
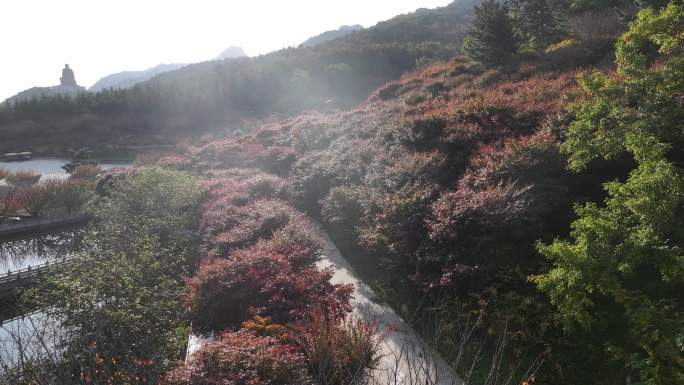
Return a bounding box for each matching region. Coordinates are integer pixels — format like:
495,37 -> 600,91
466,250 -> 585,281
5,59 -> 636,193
60,64 -> 77,86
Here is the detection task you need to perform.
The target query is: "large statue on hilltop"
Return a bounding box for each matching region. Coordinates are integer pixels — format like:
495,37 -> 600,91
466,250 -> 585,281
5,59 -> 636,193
60,64 -> 77,86
4,64 -> 85,103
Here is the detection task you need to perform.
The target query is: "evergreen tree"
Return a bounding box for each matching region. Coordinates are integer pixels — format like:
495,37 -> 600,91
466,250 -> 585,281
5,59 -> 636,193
513,0 -> 567,50
534,3 -> 684,383
462,0 -> 520,67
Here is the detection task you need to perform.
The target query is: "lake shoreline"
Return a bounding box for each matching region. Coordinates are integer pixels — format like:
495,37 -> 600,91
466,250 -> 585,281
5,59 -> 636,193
0,157 -> 131,179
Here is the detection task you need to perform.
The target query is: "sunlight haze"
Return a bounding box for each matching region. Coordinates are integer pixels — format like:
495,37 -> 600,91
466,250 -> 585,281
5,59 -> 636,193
0,0 -> 452,101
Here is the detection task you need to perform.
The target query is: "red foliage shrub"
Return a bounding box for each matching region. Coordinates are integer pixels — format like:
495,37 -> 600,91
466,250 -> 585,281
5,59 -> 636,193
445,72 -> 577,116
69,164 -> 103,181
367,57 -> 471,103
173,52 -> 586,308
426,131 -> 569,268
358,181 -> 440,259
202,170 -> 293,207
260,219 -> 325,269
366,150 -> 448,191
56,179 -> 95,214
320,186 -> 365,239
200,198 -> 303,255
292,311 -> 386,385
292,139 -> 374,211
16,182 -> 56,216
429,182 -> 536,242
157,154 -> 194,170
184,244 -> 352,333
0,185 -> 20,222
462,130 -> 566,189
424,182 -> 544,277
5,171 -> 41,188
198,169 -> 300,257
163,330 -> 314,385
190,135 -> 296,175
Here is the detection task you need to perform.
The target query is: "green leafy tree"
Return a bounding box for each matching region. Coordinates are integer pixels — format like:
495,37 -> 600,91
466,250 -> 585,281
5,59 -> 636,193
57,179 -> 95,214
462,0 -> 521,67
534,3 -> 684,384
25,168 -> 202,384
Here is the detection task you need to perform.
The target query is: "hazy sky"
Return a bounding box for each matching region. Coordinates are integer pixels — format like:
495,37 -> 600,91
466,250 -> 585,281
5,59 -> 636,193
0,0 -> 453,101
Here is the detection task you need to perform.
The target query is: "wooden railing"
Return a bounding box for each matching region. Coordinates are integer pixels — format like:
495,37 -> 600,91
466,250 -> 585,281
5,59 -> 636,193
0,258 -> 70,293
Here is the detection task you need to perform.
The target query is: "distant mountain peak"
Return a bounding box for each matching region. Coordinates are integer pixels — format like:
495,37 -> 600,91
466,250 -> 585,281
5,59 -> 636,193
301,24 -> 364,47
214,46 -> 248,61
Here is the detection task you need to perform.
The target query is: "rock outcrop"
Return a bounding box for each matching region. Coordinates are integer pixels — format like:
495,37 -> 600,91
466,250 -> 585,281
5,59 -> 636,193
214,46 -> 248,61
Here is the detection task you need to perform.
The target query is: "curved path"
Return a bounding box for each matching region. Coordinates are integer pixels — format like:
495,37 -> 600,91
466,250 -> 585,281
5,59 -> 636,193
313,223 -> 462,385
188,223 -> 463,385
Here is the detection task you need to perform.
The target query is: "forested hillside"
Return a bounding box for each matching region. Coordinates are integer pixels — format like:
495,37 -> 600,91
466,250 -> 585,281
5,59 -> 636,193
0,0 -> 476,154
141,0 -> 681,383
2,0 -> 683,384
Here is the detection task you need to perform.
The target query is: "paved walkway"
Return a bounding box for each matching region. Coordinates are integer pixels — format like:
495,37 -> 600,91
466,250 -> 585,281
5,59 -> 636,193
187,223 -> 463,385
313,223 -> 462,385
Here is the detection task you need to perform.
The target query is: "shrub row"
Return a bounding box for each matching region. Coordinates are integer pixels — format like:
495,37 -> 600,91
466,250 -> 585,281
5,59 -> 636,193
169,168 -> 381,385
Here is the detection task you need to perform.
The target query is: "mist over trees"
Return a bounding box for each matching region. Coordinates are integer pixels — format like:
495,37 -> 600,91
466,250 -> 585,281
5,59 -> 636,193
0,0 -> 477,154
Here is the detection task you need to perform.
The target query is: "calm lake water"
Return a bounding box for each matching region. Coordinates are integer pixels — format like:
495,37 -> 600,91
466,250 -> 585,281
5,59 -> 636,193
0,159 -> 129,369
0,230 -> 84,367
0,311 -> 58,368
0,157 -> 127,271
0,158 -> 129,180
0,230 -> 83,273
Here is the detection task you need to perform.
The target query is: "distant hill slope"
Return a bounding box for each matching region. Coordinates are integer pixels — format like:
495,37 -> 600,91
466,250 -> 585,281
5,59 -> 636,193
339,1 -> 479,46
7,84 -> 85,104
0,0 -> 479,152
214,46 -> 248,60
89,46 -> 247,92
138,0 -> 479,112
300,25 -> 364,47
89,63 -> 187,92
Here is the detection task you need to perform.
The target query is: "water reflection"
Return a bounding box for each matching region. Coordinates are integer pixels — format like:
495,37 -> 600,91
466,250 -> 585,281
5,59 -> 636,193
0,231 -> 82,368
0,158 -> 129,181
0,230 -> 83,273
0,311 -> 63,374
